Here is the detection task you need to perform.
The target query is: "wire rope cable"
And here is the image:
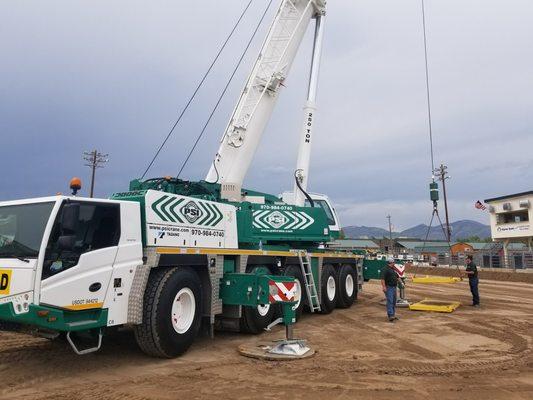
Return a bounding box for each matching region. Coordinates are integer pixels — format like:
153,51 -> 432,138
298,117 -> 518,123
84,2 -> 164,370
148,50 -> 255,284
140,0 -> 255,180
177,0 -> 275,179
421,0 -> 435,175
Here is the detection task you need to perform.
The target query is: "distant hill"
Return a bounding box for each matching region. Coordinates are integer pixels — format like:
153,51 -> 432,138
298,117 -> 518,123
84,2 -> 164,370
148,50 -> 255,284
343,220 -> 491,241
342,226 -> 392,239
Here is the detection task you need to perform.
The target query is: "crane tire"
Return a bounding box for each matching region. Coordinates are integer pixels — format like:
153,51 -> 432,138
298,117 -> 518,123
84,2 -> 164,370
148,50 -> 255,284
134,267 -> 202,358
320,264 -> 337,314
336,264 -> 357,308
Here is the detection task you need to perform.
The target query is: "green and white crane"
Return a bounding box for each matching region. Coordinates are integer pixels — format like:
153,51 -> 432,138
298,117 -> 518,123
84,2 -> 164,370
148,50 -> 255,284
0,0 -> 363,358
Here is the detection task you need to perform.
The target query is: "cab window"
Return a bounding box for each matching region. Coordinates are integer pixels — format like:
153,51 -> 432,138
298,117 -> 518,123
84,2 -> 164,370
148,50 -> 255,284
305,199 -> 336,226
43,202 -> 120,279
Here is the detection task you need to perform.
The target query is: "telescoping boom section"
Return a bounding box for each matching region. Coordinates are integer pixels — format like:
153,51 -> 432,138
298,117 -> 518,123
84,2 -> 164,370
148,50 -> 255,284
206,0 -> 326,195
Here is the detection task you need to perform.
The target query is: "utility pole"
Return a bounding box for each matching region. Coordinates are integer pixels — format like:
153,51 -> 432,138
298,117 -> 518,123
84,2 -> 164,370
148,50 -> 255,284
386,215 -> 393,255
83,150 -> 109,198
434,164 -> 451,242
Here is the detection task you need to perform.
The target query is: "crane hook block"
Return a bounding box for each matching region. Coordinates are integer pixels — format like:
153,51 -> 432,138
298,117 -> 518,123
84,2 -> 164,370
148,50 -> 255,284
429,181 -> 439,202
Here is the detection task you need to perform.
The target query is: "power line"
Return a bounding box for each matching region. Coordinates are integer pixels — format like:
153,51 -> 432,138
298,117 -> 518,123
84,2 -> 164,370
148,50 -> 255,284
140,0 -> 255,180
83,150 -> 109,198
421,0 -> 436,175
176,0 -> 275,179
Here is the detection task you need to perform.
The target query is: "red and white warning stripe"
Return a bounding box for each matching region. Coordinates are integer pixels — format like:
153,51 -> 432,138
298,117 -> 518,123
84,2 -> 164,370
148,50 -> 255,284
268,280 -> 297,303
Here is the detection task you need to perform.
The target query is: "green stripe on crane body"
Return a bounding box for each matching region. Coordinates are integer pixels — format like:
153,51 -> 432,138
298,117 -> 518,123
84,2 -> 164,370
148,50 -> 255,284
205,203 -> 219,226
197,202 -> 212,225
212,206 -> 223,226
169,198 -> 185,223
151,195 -> 169,221
160,196 -> 177,222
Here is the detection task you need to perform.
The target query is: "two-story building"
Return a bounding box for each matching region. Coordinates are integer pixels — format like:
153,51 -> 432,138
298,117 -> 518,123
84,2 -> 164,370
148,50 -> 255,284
485,191 -> 533,268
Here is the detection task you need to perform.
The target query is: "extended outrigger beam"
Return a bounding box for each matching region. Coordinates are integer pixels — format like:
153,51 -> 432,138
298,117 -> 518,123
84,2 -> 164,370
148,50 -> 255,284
223,273 -> 314,360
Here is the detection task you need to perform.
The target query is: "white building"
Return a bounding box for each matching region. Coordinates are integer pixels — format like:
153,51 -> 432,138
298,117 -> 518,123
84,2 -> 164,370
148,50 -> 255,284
485,191 -> 533,267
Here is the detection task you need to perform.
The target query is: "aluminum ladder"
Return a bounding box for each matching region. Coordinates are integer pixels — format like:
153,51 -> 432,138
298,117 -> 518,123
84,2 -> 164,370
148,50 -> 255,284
298,251 -> 321,313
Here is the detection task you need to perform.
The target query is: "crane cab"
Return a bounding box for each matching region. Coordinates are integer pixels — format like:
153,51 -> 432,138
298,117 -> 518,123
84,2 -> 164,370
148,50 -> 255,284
280,192 -> 341,239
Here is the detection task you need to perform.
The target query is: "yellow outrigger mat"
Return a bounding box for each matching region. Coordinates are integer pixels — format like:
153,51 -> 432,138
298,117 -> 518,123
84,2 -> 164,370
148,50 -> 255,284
409,299 -> 461,313
411,275 -> 462,284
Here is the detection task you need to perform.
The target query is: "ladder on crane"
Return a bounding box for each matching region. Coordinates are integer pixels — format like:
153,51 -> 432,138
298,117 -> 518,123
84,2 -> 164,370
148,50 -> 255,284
298,251 -> 321,312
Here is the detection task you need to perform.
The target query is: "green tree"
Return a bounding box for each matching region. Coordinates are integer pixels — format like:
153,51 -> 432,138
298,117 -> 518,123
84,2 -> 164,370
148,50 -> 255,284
456,235 -> 491,243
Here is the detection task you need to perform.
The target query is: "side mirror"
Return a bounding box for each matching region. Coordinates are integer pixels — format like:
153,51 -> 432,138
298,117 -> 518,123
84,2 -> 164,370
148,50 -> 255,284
57,234 -> 76,251
61,202 -> 80,233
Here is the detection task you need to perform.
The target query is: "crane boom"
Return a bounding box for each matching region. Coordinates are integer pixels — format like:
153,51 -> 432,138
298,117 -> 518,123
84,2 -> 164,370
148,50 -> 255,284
206,0 -> 326,197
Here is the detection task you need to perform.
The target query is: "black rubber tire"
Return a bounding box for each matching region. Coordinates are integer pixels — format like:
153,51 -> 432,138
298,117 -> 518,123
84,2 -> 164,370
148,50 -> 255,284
134,267 -> 202,358
336,264 -> 357,308
320,264 -> 337,314
240,267 -> 275,334
282,264 -> 306,320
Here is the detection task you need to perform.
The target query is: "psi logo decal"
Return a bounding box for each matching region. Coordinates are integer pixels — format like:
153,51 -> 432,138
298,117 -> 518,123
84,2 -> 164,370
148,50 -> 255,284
180,201 -> 202,224
0,270 -> 12,295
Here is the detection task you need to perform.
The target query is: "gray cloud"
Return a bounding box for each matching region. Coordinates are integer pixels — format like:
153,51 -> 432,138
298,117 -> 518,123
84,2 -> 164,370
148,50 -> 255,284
1,0 -> 532,230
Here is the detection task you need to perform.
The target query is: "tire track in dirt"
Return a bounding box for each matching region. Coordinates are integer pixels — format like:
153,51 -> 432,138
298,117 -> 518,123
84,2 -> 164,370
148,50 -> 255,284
329,306 -> 533,376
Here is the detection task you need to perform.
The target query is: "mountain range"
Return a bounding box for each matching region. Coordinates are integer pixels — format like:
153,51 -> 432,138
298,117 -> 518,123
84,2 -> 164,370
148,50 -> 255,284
342,220 -> 491,241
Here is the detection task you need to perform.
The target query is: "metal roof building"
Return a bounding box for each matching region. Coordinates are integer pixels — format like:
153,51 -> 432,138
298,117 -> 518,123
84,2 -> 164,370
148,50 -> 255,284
329,239 -> 380,250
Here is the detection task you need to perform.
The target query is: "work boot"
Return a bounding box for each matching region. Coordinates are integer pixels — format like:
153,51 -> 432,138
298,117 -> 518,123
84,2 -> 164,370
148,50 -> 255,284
393,316 -> 399,321
388,317 -> 394,322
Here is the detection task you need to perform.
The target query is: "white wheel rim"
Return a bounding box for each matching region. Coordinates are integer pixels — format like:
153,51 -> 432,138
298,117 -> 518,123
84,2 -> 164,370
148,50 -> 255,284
257,303 -> 270,316
327,276 -> 336,301
292,279 -> 302,311
171,288 -> 196,334
345,274 -> 354,297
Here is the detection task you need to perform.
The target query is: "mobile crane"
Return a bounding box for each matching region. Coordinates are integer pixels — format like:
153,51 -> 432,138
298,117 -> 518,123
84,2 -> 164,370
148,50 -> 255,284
0,0 -> 363,358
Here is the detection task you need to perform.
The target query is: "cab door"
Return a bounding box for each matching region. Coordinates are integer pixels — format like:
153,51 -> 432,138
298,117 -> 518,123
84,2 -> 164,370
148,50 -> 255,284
40,200 -> 121,311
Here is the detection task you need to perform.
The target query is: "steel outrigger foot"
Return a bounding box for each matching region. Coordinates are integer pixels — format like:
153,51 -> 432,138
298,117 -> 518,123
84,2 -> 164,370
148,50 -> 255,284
239,302 -> 315,360
66,329 -> 103,355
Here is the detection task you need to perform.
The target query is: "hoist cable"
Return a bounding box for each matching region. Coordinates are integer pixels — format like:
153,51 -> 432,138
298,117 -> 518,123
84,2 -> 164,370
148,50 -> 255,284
176,0 -> 274,179
140,0 -> 254,180
421,0 -> 436,175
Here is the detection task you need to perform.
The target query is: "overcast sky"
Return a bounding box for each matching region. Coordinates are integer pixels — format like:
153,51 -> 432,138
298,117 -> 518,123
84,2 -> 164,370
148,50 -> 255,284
1,0 -> 532,230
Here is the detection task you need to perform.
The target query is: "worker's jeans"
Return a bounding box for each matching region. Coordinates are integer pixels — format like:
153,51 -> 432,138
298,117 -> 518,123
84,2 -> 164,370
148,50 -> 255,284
469,277 -> 480,305
385,286 -> 397,318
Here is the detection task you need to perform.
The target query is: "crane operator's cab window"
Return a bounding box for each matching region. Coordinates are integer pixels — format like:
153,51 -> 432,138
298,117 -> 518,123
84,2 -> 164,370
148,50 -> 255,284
43,201 -> 120,279
305,199 -> 336,226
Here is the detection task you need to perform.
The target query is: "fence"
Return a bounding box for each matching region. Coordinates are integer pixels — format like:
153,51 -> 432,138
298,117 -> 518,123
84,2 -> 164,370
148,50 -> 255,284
416,251 -> 533,270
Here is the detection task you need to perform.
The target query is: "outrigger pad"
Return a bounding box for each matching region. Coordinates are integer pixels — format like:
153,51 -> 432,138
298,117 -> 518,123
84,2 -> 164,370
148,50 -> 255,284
411,275 -> 462,284
238,340 -> 315,361
409,299 -> 461,313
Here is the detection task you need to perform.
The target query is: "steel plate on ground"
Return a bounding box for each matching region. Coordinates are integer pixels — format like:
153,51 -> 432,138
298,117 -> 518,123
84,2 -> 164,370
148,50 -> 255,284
412,276 -> 462,284
409,299 -> 461,313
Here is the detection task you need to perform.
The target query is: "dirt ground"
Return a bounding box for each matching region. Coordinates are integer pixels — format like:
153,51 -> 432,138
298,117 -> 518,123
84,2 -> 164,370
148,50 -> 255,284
1,278 -> 533,400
